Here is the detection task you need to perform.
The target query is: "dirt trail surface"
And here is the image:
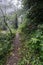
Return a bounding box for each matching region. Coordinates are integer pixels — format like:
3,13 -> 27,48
5,33 -> 21,65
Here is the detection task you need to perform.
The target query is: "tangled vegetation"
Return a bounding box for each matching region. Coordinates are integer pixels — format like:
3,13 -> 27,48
0,0 -> 43,65
18,0 -> 43,65
18,23 -> 43,65
0,32 -> 15,65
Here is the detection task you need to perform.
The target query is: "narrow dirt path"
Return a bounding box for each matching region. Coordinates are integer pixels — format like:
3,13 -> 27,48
5,33 -> 21,65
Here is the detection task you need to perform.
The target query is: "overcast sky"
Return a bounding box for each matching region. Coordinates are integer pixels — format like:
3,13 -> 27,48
13,0 -> 22,8
8,0 -> 22,9
0,0 -> 22,14
0,0 -> 22,9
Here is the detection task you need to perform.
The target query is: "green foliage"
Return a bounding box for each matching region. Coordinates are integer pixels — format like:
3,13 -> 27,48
18,22 -> 43,65
22,0 -> 43,10
18,0 -> 43,65
0,32 -> 15,65
18,3 -> 43,63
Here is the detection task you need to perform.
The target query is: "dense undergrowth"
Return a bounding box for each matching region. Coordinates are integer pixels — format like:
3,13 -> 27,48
18,20 -> 43,65
0,32 -> 15,65
18,1 -> 43,64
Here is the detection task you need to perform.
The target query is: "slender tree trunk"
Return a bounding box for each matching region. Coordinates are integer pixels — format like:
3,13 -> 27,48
4,16 -> 12,35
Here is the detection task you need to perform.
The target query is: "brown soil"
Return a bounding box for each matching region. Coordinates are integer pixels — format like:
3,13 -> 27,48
5,33 -> 21,65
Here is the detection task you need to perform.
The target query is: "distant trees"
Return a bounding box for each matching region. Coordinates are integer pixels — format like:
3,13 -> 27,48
0,0 -> 20,32
22,0 -> 43,26
0,0 -> 13,34
14,14 -> 18,29
0,7 -> 12,34
22,0 -> 42,9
